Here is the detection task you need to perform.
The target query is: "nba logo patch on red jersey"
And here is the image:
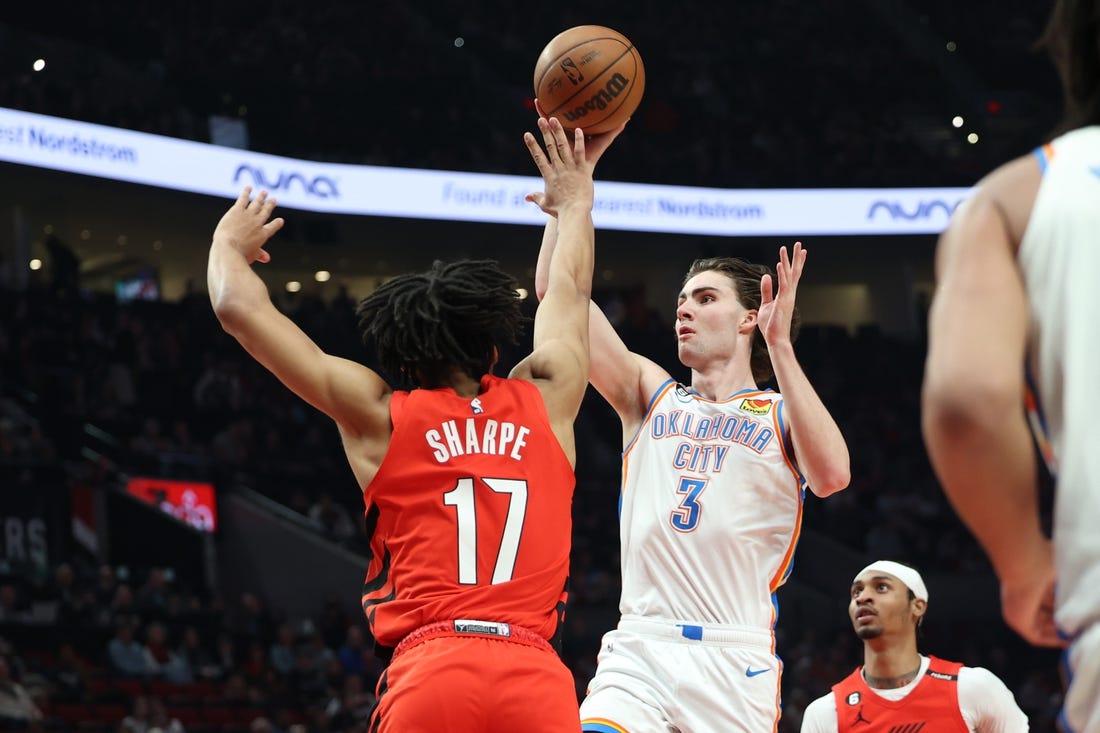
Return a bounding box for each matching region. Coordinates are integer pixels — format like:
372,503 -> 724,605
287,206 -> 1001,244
471,397 -> 484,414
739,398 -> 772,416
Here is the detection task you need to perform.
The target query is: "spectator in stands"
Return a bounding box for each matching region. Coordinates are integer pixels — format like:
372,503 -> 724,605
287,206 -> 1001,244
307,492 -> 356,541
220,672 -> 251,704
48,563 -> 89,628
212,632 -> 237,680
135,568 -> 171,618
93,564 -> 118,608
142,622 -> 189,683
327,673 -> 374,731
120,695 -> 150,733
287,647 -> 326,706
107,620 -> 148,678
146,697 -> 186,733
49,643 -> 89,703
231,592 -> 274,645
248,717 -> 276,733
0,418 -> 20,460
241,640 -> 269,687
175,626 -> 215,681
269,623 -> 297,677
192,355 -> 243,414
335,625 -> 365,679
0,584 -> 30,624
0,656 -> 43,729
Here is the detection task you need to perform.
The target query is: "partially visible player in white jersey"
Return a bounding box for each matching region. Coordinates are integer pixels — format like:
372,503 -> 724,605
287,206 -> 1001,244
922,1 -> 1100,729
535,195 -> 850,730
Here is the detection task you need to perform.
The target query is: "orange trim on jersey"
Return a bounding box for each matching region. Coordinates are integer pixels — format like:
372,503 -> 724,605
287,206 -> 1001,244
622,380 -> 679,463
769,667 -> 783,733
1042,142 -> 1055,163
768,402 -> 804,593
689,387 -> 777,405
770,500 -> 803,593
581,718 -> 632,733
1024,382 -> 1057,474
771,400 -> 802,483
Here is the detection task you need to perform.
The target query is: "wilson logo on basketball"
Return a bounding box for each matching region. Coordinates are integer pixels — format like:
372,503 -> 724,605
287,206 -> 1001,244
739,398 -> 772,416
561,73 -> 631,123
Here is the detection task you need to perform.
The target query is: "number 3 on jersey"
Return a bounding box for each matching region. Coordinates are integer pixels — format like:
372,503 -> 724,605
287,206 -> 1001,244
670,476 -> 709,532
443,477 -> 528,585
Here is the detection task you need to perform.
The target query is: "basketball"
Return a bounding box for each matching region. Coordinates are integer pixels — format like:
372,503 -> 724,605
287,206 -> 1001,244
533,25 -> 645,135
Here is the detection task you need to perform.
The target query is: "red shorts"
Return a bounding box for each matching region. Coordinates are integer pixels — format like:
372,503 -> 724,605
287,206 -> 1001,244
370,620 -> 580,733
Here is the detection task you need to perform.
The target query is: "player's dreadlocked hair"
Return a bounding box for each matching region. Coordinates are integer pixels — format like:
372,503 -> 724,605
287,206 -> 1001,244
355,259 -> 526,387
682,257 -> 800,384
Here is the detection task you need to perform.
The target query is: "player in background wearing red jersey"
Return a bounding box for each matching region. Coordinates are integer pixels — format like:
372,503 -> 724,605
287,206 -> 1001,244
800,561 -> 1026,732
206,115 -> 624,733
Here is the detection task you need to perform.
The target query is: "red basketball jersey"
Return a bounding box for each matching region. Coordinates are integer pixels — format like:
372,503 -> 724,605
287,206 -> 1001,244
831,657 -> 969,732
360,374 -> 575,650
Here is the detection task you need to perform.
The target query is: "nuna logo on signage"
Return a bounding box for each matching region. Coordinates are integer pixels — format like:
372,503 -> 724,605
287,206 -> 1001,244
233,163 -> 340,199
865,199 -> 963,221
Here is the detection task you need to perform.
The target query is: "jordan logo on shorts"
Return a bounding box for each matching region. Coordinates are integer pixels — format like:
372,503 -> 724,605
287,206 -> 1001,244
454,620 -> 511,637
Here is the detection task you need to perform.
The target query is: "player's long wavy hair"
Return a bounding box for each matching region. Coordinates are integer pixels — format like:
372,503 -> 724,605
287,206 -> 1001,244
683,257 -> 800,384
1040,0 -> 1100,132
355,259 -> 525,387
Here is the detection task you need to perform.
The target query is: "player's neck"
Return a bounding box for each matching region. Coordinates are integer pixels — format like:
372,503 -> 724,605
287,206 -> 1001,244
862,645 -> 923,689
423,370 -> 483,398
689,359 -> 757,401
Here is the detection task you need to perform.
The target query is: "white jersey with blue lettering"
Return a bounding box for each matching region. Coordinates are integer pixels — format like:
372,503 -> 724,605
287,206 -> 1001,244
617,379 -> 804,630
1022,127 -> 1100,640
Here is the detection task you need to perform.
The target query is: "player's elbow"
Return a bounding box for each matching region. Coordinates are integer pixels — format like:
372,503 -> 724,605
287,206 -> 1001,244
211,293 -> 251,336
921,372 -> 1020,445
534,277 -> 549,302
809,463 -> 850,498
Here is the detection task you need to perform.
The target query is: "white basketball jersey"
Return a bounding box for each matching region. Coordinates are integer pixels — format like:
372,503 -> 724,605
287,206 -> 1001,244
1020,126 -> 1100,636
617,380 -> 805,630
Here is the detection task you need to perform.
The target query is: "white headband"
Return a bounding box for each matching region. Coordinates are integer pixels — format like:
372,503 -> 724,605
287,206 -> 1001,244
855,560 -> 928,602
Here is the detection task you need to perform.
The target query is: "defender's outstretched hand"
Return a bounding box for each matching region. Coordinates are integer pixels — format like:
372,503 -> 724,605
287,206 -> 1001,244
523,117 -> 597,217
213,187 -> 285,264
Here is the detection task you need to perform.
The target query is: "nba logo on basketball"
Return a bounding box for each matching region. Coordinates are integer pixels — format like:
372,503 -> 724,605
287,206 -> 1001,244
559,57 -> 584,85
739,398 -> 772,416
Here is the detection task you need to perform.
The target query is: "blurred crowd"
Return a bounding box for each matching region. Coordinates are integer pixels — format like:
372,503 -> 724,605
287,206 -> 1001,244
0,1 -> 1060,188
0,558 -> 382,732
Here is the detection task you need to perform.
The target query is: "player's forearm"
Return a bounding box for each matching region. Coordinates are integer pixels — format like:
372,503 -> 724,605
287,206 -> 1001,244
207,241 -> 272,331
544,203 -> 594,302
770,342 -> 850,497
922,386 -> 1044,580
534,216 -> 558,301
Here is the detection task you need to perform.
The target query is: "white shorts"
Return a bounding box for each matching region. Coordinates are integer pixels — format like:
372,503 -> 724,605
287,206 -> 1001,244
579,616 -> 782,733
1063,623 -> 1100,733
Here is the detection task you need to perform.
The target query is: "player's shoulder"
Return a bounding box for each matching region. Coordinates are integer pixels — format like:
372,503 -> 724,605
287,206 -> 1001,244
973,153 -> 1041,204
957,664 -> 1009,688
941,153 -> 1040,256
800,692 -> 838,733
